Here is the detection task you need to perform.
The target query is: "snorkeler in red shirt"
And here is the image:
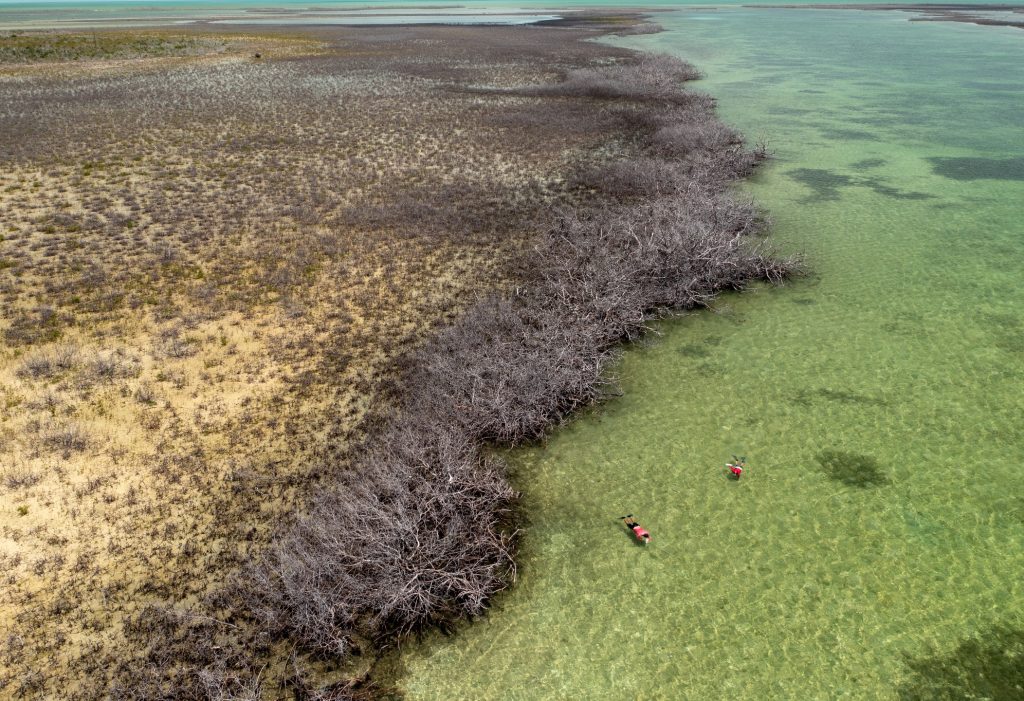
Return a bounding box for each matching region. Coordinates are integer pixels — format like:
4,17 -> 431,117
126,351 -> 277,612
727,455 -> 747,480
620,514 -> 651,544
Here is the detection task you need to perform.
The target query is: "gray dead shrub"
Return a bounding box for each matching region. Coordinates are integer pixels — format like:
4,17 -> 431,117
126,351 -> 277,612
42,422 -> 89,455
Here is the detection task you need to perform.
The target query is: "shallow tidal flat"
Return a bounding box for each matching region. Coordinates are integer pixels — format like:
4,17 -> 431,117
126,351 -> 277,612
0,23 -> 649,697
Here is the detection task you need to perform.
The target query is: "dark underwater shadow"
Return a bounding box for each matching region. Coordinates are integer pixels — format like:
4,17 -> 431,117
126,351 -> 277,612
928,156 -> 1024,181
815,449 -> 890,488
898,625 -> 1024,700
794,388 -> 889,408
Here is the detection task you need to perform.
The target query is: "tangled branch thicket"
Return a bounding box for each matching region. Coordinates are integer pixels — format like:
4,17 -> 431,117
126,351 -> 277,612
245,46 -> 796,698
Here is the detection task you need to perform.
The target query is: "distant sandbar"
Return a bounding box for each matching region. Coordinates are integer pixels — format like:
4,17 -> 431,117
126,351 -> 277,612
746,3 -> 1024,30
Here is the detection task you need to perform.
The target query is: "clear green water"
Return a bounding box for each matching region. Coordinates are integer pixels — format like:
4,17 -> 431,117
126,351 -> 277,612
395,8 -> 1024,700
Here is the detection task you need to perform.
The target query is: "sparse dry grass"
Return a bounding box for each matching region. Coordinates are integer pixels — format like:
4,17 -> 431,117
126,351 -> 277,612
0,30 -> 319,79
0,23 -> 645,700
0,31 -> 217,63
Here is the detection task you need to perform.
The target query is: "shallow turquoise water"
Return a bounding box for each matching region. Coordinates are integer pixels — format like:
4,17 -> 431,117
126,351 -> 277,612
395,8 -> 1024,700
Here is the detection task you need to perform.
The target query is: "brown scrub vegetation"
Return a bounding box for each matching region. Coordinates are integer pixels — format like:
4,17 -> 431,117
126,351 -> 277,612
0,17 -> 794,701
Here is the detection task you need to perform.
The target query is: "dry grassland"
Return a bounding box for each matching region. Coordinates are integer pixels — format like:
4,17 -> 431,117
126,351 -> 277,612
0,25 -> 635,698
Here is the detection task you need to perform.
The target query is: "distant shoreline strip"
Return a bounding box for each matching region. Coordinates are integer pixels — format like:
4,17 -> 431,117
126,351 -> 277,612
744,3 -> 1024,30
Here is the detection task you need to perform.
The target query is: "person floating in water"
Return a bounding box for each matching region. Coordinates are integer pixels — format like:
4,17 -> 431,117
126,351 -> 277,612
727,455 -> 747,480
620,514 -> 651,544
